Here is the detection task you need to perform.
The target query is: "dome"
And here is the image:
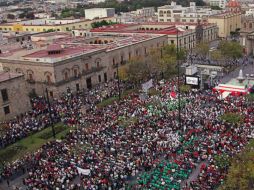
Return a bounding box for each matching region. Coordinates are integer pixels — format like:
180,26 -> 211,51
226,0 -> 240,8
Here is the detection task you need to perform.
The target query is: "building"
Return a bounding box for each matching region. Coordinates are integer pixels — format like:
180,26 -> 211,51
0,72 -> 31,121
84,8 -> 115,20
208,11 -> 241,38
205,0 -> 228,9
0,32 -> 167,97
90,22 -> 218,49
135,7 -> 155,17
240,15 -> 254,55
157,2 -> 220,23
225,0 -> 241,13
0,17 -> 115,33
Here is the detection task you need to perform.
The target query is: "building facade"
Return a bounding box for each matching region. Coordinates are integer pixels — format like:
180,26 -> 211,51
240,15 -> 254,55
208,11 -> 241,38
206,0 -> 227,9
90,22 -> 218,49
0,72 -> 31,121
0,32 -> 167,97
0,17 -> 115,33
84,8 -> 115,20
157,2 -> 220,23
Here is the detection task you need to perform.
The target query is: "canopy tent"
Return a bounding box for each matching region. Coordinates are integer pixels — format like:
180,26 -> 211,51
213,84 -> 248,98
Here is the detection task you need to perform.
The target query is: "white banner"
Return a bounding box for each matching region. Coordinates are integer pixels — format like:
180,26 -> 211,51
77,167 -> 91,176
142,79 -> 153,92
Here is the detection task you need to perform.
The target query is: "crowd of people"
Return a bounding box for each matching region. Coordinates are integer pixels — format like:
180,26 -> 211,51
0,80 -> 128,149
0,77 -> 254,190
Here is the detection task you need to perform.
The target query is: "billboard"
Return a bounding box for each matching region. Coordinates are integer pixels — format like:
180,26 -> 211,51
185,76 -> 199,86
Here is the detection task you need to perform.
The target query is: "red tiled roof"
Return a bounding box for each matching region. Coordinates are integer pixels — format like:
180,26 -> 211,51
23,45 -> 104,59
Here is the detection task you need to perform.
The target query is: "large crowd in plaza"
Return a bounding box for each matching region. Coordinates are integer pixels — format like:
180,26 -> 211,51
0,76 -> 253,190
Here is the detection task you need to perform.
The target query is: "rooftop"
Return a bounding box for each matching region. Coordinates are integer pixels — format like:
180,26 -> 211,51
90,23 -> 190,35
0,32 -> 163,63
0,72 -> 23,83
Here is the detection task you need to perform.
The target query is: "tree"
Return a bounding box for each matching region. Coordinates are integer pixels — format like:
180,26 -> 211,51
195,42 -> 209,57
118,65 -> 128,81
210,50 -> 222,62
219,141 -> 254,190
125,57 -> 150,84
218,41 -> 243,59
7,14 -> 15,20
211,5 -> 222,10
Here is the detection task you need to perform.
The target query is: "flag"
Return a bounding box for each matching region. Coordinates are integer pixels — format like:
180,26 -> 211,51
170,91 -> 177,99
76,167 -> 91,176
142,79 -> 153,93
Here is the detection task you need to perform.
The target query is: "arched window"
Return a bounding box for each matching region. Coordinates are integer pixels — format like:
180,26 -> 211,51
64,72 -> 68,80
95,58 -> 101,68
244,23 -> 247,28
250,23 -> 252,29
44,72 -> 52,84
16,68 -> 23,74
27,70 -> 34,81
72,65 -> 80,77
62,69 -> 70,81
3,67 -> 10,72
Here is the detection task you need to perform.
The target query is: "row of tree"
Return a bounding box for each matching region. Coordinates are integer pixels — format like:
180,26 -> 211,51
118,45 -> 186,84
91,20 -> 117,28
195,40 -> 243,62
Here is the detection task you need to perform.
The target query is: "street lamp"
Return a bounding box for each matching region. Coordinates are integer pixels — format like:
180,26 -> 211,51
116,63 -> 121,100
45,88 -> 56,139
176,29 -> 181,129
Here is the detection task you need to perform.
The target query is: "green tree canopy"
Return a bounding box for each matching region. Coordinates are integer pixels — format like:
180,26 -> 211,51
195,42 -> 209,57
218,41 -> 243,59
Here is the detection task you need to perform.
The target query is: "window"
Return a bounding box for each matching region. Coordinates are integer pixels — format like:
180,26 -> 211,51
76,83 -> 80,91
46,75 -> 51,83
1,89 -> 8,102
64,72 -> 68,80
3,106 -> 10,115
29,73 -> 33,81
85,63 -> 89,70
250,23 -> 252,29
171,40 -> 174,44
49,91 -> 53,97
98,75 -> 101,82
74,69 -> 78,77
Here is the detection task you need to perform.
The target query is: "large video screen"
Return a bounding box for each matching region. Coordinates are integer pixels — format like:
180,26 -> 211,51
185,76 -> 199,86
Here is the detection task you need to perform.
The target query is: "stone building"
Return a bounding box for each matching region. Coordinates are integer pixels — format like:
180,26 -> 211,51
208,11 -> 241,38
90,22 -> 218,50
240,15 -> 254,55
0,72 -> 31,121
0,32 -> 168,98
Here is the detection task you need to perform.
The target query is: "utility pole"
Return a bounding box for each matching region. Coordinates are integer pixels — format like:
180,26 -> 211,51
45,88 -> 56,139
176,29 -> 181,129
117,64 -> 121,100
